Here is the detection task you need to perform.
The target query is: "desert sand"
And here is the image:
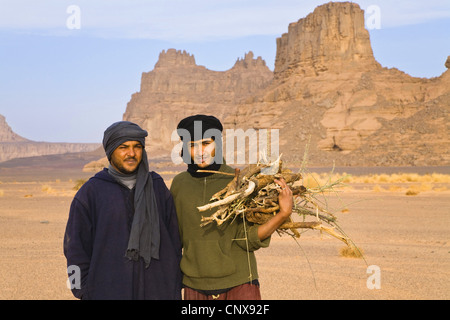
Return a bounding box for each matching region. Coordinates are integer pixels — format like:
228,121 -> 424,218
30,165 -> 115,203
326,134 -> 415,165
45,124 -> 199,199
0,163 -> 449,300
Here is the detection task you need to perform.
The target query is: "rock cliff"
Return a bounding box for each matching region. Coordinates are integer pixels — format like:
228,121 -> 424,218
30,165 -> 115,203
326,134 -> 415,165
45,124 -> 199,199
226,1 -> 449,166
124,1 -> 449,166
0,115 -> 100,163
274,1 -> 380,79
0,115 -> 28,143
123,49 -> 273,155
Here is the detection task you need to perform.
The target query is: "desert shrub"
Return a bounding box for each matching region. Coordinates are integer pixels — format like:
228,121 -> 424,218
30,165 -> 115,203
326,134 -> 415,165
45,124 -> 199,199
373,185 -> 384,192
42,185 -> 55,194
73,179 -> 88,191
339,245 -> 364,258
405,189 -> 419,196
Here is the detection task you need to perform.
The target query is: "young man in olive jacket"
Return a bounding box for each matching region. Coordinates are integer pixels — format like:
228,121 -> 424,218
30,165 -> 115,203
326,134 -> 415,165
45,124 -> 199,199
170,115 -> 293,300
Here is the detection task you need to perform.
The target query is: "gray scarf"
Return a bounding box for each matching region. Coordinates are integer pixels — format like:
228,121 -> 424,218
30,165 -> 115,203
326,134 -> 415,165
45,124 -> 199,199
103,121 -> 160,267
108,164 -> 137,189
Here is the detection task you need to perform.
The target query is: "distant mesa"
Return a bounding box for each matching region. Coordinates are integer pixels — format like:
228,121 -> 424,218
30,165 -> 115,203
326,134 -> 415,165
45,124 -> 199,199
0,114 -> 100,163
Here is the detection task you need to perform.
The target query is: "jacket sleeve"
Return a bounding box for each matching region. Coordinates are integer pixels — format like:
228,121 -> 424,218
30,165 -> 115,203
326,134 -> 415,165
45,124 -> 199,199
234,220 -> 271,252
63,197 -> 93,299
158,179 -> 183,296
154,174 -> 182,262
165,188 -> 183,259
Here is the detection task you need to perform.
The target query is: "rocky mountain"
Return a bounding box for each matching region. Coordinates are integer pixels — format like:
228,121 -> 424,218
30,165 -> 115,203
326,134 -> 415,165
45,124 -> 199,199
226,1 -> 450,166
124,49 -> 273,155
0,115 -> 100,163
123,1 -> 449,167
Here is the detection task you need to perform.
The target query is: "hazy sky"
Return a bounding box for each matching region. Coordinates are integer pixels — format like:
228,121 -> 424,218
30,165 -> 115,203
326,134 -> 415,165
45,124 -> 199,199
1,0 -> 449,143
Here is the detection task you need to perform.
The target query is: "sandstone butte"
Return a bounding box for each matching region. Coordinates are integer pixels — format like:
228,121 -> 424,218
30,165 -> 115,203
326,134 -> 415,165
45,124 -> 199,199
123,2 -> 450,167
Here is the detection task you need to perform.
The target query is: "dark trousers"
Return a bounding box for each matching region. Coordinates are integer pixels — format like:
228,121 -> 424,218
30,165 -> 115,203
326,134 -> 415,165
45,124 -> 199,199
184,283 -> 262,300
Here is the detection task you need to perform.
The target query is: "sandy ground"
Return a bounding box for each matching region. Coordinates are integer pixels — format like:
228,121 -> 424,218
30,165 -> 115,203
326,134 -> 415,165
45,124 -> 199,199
0,165 -> 449,300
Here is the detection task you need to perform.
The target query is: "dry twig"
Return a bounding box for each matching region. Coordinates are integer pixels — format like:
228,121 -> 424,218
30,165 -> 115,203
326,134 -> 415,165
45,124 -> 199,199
197,156 -> 359,252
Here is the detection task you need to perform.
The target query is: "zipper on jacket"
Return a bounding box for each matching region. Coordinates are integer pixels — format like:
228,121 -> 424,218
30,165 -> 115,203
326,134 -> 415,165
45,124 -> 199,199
203,177 -> 207,204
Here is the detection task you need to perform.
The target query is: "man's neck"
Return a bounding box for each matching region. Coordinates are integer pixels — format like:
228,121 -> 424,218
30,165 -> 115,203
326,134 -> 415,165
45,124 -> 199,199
108,164 -> 137,189
187,162 -> 222,178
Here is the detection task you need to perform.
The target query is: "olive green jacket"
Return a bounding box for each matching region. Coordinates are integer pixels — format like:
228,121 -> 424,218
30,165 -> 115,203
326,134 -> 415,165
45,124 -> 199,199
170,164 -> 270,291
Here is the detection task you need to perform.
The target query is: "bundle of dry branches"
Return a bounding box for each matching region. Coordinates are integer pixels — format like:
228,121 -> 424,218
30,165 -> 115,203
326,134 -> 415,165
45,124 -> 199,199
197,156 -> 356,250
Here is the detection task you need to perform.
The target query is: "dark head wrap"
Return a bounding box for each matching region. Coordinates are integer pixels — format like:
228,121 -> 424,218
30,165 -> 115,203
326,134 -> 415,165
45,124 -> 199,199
103,121 -> 160,267
176,114 -> 223,140
176,115 -> 223,177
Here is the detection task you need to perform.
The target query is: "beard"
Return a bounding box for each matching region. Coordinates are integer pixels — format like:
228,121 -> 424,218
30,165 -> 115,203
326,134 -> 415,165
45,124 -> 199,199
111,157 -> 140,175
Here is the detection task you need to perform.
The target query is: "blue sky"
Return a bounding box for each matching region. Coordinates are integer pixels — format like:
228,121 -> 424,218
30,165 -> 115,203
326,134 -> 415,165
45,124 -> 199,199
0,0 -> 449,143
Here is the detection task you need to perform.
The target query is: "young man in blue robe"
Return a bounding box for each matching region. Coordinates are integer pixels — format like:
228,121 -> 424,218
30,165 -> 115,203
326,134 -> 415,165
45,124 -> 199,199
64,121 -> 182,300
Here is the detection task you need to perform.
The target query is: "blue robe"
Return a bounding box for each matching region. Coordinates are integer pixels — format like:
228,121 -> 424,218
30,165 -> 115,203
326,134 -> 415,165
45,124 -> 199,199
63,168 -> 182,300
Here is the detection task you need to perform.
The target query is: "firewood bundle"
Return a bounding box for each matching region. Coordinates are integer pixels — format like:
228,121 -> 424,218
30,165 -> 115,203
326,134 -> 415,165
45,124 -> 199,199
197,157 -> 352,248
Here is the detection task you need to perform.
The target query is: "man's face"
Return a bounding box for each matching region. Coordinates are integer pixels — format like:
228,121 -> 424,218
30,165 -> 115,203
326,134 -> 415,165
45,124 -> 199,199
189,138 -> 216,168
110,141 -> 143,174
